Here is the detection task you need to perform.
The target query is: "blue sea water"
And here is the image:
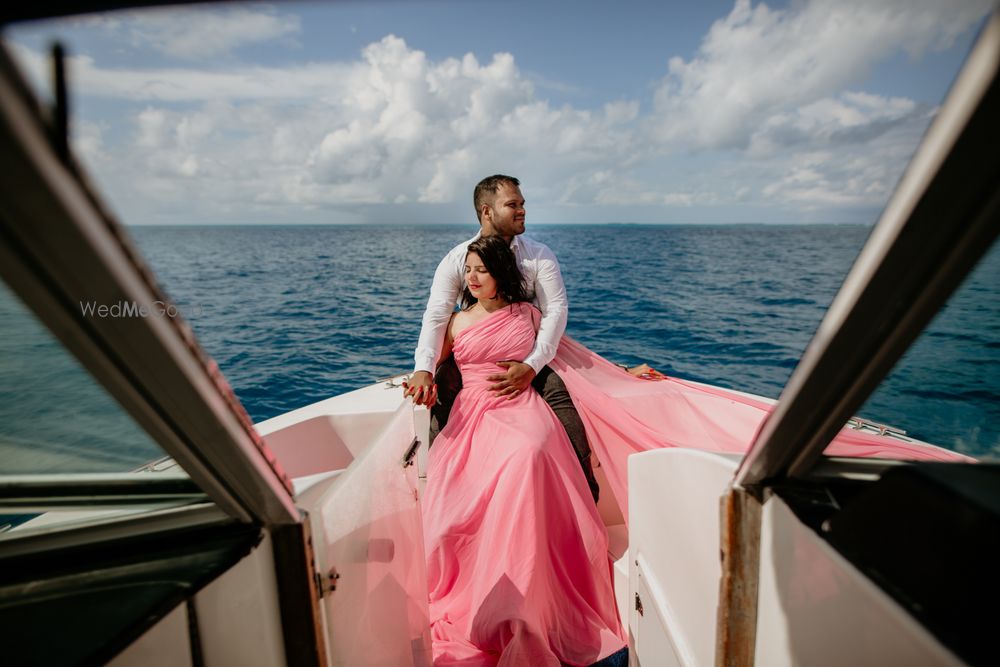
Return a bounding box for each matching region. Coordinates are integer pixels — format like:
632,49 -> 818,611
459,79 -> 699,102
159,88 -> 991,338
1,224 -> 997,473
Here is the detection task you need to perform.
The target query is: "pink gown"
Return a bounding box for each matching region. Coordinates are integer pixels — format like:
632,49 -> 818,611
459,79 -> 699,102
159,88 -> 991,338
422,303 -> 627,666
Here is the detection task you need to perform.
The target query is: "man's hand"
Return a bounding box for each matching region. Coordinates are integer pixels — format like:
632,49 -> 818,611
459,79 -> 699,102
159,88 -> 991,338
487,361 -> 536,399
403,370 -> 437,407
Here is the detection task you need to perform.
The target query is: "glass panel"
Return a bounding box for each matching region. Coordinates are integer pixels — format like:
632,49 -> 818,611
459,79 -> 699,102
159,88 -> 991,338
0,282 -> 189,535
1,494 -> 203,537
0,282 -> 167,474
855,241 -> 1000,460
0,285 -> 164,475
4,3 -> 988,474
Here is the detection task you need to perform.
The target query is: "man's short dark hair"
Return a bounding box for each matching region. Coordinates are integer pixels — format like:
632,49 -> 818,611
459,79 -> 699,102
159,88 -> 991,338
474,174 -> 520,222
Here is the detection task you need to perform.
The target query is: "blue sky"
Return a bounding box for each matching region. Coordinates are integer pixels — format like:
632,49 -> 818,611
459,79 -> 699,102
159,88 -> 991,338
4,0 -> 992,225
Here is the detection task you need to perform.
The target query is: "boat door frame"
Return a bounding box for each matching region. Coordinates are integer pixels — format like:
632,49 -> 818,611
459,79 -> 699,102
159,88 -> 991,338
0,39 -> 298,527
0,34 -> 330,665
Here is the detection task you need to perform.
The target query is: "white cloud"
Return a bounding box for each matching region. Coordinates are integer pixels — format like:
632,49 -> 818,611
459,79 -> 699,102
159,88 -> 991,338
6,40 -> 350,102
76,57 -> 353,102
748,91 -> 920,156
650,0 -> 991,150
3,1 -> 992,224
759,121 -> 921,211
70,118 -> 106,164
136,107 -> 168,147
76,34 -> 644,214
95,5 -> 301,59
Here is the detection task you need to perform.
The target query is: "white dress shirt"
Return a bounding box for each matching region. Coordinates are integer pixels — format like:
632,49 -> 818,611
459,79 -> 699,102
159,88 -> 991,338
413,232 -> 568,375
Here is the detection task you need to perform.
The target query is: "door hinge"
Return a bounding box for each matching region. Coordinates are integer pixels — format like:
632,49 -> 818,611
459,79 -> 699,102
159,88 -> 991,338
635,592 -> 644,616
316,566 -> 340,599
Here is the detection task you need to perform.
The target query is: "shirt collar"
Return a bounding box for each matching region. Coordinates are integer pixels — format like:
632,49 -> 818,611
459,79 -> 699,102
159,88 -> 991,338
472,229 -> 523,251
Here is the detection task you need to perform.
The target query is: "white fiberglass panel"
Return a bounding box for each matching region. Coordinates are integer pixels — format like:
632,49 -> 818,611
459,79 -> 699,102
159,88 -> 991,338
307,402 -> 431,667
194,531 -> 286,667
106,603 -> 192,667
627,449 -> 738,667
755,497 -> 962,666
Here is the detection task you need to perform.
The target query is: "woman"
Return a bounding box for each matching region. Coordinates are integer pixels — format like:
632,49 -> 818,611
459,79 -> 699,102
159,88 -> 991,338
413,235 -> 627,666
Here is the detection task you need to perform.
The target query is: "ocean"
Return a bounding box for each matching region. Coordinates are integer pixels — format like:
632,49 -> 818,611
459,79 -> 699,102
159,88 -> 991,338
1,224 -> 997,472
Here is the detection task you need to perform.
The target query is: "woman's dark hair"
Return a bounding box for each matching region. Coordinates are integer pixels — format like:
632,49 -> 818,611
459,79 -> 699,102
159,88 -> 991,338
461,235 -> 528,308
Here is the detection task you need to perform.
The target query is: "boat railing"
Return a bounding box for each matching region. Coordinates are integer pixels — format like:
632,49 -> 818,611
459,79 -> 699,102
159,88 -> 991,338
845,417 -> 908,439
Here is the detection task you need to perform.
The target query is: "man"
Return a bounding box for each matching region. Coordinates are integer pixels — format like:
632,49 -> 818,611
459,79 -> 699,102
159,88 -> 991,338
405,174 -> 600,502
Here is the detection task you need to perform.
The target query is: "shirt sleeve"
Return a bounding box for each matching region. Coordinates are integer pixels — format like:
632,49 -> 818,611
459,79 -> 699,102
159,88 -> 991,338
522,244 -> 568,373
414,252 -> 463,373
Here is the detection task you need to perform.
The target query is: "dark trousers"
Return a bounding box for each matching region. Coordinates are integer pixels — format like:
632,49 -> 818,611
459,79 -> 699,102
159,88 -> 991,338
429,356 -> 600,503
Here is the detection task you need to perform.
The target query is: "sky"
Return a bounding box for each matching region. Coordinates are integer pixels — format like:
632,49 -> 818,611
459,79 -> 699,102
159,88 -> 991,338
3,0 -> 993,225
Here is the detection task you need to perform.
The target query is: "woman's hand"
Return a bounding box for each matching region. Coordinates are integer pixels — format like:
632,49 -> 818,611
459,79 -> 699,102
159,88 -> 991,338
403,370 -> 438,407
626,363 -> 667,381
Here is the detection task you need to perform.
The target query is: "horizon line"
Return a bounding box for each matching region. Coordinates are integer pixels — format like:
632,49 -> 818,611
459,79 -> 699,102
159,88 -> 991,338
124,220 -> 876,228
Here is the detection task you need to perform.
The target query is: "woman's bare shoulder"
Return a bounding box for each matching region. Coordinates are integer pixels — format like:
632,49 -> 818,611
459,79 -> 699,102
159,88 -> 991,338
449,308 -> 474,338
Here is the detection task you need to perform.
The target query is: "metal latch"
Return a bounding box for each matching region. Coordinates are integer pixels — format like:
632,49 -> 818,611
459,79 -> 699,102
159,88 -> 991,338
316,567 -> 340,599
635,593 -> 644,616
402,437 -> 420,468
377,373 -> 408,388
